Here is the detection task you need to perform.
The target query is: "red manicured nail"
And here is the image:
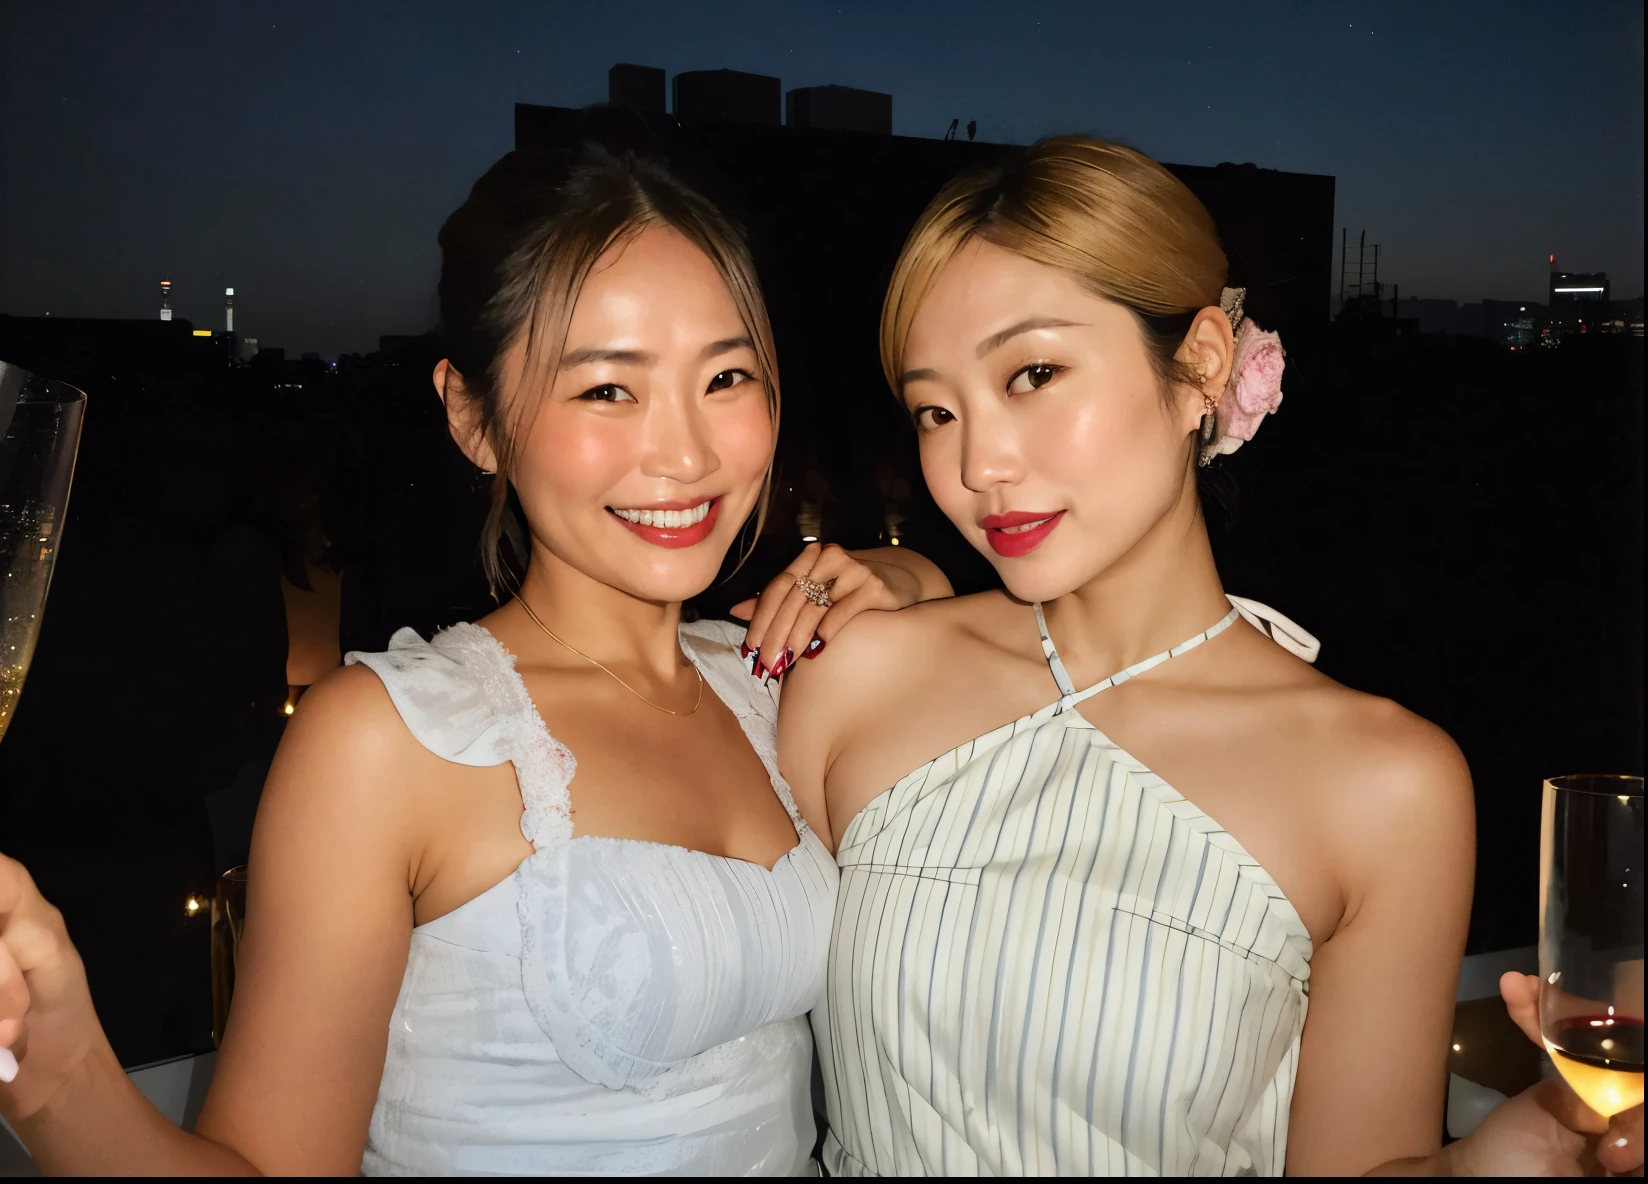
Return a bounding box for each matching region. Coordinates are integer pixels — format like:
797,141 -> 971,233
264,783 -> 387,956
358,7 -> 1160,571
751,659 -> 768,680
739,640 -> 754,659
803,638 -> 827,658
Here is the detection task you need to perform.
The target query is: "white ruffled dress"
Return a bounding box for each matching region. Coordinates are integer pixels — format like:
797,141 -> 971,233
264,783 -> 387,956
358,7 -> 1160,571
346,618 -> 837,1176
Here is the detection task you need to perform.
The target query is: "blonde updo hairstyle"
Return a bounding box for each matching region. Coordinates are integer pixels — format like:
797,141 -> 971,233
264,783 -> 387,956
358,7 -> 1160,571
881,136 -> 1229,405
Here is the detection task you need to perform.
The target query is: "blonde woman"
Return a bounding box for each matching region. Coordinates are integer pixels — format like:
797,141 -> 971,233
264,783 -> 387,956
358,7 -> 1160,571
0,146 -> 948,1175
776,137 -> 1642,1176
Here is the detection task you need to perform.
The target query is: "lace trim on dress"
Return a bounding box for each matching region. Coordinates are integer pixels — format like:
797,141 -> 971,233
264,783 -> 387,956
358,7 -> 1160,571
678,619 -> 805,827
436,623 -> 577,847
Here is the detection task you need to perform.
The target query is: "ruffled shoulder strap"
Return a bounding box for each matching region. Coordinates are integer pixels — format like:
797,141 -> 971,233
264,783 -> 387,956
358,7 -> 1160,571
678,618 -> 800,822
345,622 -> 576,847
679,617 -> 777,721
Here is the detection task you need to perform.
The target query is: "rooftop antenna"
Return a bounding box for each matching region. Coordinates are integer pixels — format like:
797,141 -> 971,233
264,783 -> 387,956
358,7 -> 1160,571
944,117 -> 959,141
1338,228 -> 1382,312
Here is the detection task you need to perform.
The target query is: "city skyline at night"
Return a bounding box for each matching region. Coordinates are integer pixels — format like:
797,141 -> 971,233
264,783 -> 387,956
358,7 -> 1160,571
2,0 -> 1642,358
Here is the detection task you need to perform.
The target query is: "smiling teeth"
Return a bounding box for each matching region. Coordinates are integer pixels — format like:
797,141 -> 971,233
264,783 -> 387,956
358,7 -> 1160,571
999,517 -> 1053,534
612,501 -> 712,529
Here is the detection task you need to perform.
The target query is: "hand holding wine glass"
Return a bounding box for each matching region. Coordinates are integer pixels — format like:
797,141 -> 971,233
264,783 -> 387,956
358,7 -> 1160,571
1538,775 -> 1643,1120
1499,971 -> 1643,1175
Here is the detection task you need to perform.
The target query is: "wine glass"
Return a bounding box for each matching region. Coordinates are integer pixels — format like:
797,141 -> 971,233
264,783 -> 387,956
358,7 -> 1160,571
211,865 -> 249,1047
1539,774 -> 1644,1118
0,362 -> 85,744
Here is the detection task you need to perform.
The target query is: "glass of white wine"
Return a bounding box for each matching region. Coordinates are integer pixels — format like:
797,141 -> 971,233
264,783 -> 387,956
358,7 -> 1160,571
1539,774 -> 1644,1118
0,361 -> 85,744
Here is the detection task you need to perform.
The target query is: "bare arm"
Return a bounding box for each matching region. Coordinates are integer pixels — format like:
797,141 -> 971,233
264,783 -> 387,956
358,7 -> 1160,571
1,666 -> 423,1173
1284,716 -> 1475,1175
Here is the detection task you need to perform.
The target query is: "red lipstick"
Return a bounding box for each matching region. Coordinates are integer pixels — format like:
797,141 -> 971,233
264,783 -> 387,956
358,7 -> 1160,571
979,510 -> 1065,558
608,498 -> 721,549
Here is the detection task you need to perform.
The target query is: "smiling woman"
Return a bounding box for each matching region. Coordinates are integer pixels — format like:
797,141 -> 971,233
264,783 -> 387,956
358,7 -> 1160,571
0,145 -> 950,1175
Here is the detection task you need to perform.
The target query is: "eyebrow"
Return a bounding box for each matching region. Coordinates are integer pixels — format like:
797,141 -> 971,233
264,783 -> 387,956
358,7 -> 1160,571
974,316 -> 1085,358
558,346 -> 655,370
557,335 -> 754,372
699,335 -> 754,362
897,316 -> 1086,391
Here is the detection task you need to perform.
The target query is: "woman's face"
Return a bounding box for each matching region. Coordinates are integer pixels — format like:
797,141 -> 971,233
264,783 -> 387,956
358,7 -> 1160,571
485,225 -> 773,604
900,238 -> 1213,603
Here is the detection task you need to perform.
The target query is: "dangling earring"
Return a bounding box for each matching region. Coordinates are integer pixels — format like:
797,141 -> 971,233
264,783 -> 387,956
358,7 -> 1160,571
1198,391 -> 1218,468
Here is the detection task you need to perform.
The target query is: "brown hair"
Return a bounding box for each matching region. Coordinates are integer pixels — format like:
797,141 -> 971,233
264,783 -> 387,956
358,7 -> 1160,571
880,135 -> 1227,396
438,146 -> 780,594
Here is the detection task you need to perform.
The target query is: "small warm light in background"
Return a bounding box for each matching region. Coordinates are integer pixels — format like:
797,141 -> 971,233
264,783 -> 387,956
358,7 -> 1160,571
1452,1042 -> 1461,1053
184,895 -> 204,917
284,700 -> 295,716
883,506 -> 906,549
796,500 -> 822,546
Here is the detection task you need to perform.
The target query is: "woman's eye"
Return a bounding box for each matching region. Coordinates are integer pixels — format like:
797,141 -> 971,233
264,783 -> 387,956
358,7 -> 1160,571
579,383 -> 635,403
706,368 -> 753,393
1007,363 -> 1061,395
914,406 -> 956,430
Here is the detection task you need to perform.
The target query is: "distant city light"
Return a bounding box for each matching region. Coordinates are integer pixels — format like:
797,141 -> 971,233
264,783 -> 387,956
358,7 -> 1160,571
801,535 -> 819,543
225,287 -> 234,296
191,329 -> 212,337
184,895 -> 204,916
1553,287 -> 1605,293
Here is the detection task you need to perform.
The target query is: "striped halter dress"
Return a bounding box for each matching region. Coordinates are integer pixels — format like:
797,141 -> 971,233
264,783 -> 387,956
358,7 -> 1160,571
814,597 -> 1319,1177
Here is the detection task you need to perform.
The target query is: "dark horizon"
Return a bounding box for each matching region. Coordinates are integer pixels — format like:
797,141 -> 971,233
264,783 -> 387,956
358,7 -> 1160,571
2,0 -> 1642,358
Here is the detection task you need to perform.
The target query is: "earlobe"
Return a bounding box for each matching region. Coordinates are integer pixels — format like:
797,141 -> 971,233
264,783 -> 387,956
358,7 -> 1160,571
434,359 -> 501,475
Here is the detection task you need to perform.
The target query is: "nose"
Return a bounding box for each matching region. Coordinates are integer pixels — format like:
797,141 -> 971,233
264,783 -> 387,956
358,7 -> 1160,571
639,385 -> 719,486
958,407 -> 1024,494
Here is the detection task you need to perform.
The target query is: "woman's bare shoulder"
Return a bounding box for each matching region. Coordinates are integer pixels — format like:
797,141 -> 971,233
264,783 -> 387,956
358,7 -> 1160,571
259,664 -> 439,824
1286,672 -> 1474,868
785,589 -> 1020,705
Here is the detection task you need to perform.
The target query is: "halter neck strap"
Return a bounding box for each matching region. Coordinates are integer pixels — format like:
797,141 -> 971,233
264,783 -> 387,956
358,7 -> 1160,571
1031,601 -> 1243,714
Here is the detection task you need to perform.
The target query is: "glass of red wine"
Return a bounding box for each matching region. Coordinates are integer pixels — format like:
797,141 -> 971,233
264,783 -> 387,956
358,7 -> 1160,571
1539,774 -> 1644,1118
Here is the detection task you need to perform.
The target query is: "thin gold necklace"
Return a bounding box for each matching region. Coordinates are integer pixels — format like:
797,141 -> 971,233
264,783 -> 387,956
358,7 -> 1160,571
513,595 -> 704,716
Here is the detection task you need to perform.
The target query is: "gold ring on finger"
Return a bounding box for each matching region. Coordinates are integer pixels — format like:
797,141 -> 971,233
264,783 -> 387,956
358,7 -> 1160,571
795,576 -> 834,608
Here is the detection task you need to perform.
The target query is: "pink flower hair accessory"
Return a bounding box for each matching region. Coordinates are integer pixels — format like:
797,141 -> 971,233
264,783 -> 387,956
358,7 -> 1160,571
1199,287 -> 1286,466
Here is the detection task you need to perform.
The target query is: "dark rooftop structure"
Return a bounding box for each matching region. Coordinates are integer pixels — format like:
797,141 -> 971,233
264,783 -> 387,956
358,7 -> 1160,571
513,101 -> 1336,350
608,63 -> 665,114
671,68 -> 781,126
786,84 -> 892,135
0,315 -> 228,390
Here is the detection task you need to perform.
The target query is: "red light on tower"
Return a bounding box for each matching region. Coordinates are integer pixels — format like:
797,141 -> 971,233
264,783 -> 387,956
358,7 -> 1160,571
1549,253 -> 1555,264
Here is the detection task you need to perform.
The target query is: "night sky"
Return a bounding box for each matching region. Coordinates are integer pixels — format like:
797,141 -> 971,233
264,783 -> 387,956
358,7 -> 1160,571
3,1 -> 1642,359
